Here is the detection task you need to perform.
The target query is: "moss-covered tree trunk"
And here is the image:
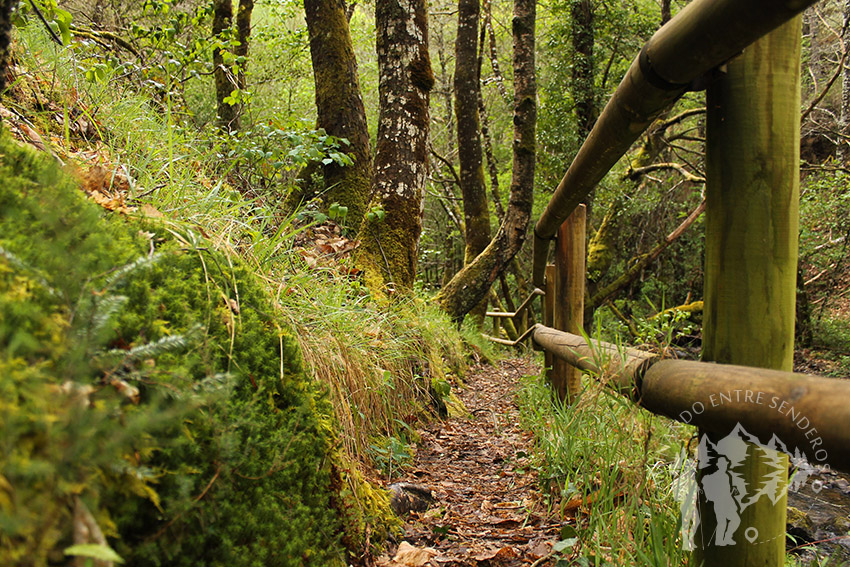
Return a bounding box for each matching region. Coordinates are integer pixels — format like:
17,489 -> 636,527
455,0 -> 491,323
437,0 -> 535,320
694,18 -> 802,566
303,0 -> 373,227
356,0 -> 434,295
213,0 -> 239,132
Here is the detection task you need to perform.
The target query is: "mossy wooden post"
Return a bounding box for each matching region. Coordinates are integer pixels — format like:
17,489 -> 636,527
694,18 -> 802,566
544,264 -> 555,382
553,204 -> 586,403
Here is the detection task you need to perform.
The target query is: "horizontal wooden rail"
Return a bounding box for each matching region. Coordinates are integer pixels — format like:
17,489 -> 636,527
485,288 -> 544,319
531,0 -> 818,287
532,325 -> 655,398
485,324 -> 537,347
530,325 -> 850,474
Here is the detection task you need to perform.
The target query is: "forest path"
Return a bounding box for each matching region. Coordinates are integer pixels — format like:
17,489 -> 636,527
376,357 -> 566,567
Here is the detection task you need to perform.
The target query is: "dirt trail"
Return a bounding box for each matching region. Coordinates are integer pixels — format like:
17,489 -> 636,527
376,357 -> 566,567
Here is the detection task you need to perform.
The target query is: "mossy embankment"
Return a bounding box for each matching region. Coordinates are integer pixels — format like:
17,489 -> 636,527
0,133 -> 396,566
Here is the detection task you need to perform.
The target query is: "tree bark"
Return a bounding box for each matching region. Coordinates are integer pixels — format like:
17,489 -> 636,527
571,0 -> 596,140
661,0 -> 671,25
234,0 -> 253,93
357,0 -> 434,295
694,18 -> 802,566
571,0 -> 597,223
437,0 -> 535,321
213,0 -> 239,132
839,0 -> 850,164
0,0 -> 13,95
303,0 -> 373,227
455,0 -> 491,321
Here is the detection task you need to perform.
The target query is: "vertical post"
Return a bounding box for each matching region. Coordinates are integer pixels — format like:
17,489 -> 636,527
694,18 -> 802,567
543,264 -> 555,381
553,205 -> 587,403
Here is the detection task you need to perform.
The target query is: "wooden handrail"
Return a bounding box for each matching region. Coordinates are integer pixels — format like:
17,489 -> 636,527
485,288 -> 544,319
527,324 -> 850,474
531,0 -> 819,288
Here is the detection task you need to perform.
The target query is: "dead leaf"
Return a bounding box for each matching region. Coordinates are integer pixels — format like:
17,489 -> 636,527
392,541 -> 438,566
473,546 -> 517,561
139,204 -> 164,218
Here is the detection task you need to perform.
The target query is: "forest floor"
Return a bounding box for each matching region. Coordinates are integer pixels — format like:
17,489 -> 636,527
374,357 -> 567,567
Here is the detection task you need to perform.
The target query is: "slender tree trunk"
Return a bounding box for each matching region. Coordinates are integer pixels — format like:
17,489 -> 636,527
234,0 -> 253,93
357,0 -> 434,295
0,0 -> 14,95
839,0 -> 850,164
213,0 -> 239,132
661,0 -> 671,25
303,0 -> 373,227
455,0 -> 491,322
571,0 -> 596,140
694,18 -> 802,567
437,0 -> 535,321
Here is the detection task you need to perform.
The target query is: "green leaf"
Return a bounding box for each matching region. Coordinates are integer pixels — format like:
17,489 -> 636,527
559,524 -> 578,539
552,538 -> 578,552
64,544 -> 125,564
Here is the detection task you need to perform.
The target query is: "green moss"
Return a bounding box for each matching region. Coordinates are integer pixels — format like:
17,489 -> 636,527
0,134 -> 350,566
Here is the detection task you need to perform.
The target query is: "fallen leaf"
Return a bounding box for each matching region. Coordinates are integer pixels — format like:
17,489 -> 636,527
473,546 -> 517,561
392,541 -> 438,566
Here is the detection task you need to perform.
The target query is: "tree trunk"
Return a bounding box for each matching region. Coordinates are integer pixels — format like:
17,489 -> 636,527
661,0 -> 671,25
357,0 -> 434,295
571,0 -> 596,221
213,0 -> 239,132
303,0 -> 373,227
455,0 -> 491,323
571,0 -> 596,139
694,18 -> 802,566
839,0 -> 850,164
0,0 -> 13,95
437,0 -> 535,321
234,0 -> 253,93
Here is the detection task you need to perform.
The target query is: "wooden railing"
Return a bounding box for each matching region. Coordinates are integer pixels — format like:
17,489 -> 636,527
481,0 -> 850,482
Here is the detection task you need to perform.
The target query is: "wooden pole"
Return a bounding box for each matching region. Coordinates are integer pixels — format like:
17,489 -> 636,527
553,205 -> 586,403
543,264 -> 555,381
694,18 -> 802,565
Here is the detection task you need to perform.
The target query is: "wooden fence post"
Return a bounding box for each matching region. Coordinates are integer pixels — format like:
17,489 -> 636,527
694,17 -> 802,566
543,264 -> 555,383
552,205 -> 586,403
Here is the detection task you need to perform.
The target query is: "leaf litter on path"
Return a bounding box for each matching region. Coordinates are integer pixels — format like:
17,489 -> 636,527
374,357 -> 572,567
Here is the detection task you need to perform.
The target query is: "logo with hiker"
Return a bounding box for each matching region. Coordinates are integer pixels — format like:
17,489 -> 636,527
671,393 -> 825,550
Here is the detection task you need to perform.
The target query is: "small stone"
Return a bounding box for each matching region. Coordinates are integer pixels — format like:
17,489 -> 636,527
388,483 -> 434,516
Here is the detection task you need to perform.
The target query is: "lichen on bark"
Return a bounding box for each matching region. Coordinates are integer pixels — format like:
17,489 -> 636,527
356,0 -> 433,296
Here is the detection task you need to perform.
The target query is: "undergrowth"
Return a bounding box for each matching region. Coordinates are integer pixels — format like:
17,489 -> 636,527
1,20 -> 485,565
519,368 -> 694,566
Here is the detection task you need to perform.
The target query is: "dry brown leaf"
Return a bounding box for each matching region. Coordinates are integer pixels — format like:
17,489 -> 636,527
139,203 -> 165,218
473,546 -> 517,561
392,541 -> 438,566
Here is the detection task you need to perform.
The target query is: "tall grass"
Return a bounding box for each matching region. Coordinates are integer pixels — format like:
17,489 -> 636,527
8,21 -> 483,480
519,368 -> 694,566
